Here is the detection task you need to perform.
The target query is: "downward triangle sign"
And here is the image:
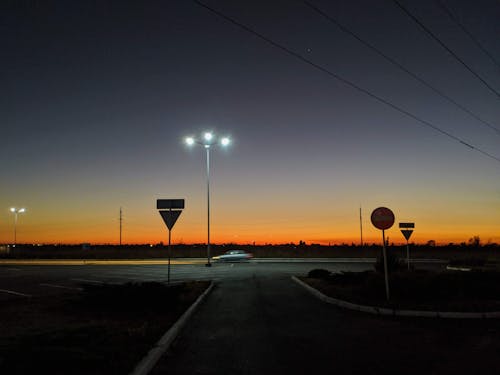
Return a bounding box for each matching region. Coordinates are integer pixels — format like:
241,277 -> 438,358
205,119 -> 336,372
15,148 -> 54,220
159,210 -> 182,230
401,229 -> 413,241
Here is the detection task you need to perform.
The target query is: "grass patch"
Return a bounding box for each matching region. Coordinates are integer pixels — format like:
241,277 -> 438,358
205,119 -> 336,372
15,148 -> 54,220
302,270 -> 500,312
0,281 -> 210,374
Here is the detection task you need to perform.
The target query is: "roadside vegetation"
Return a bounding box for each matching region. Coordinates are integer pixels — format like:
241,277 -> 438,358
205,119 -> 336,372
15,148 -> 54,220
302,264 -> 500,312
0,281 -> 210,374
1,242 -> 499,260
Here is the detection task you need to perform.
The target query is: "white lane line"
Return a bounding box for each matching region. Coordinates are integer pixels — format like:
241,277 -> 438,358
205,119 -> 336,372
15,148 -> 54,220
40,283 -> 83,291
71,278 -> 121,285
0,288 -> 32,297
71,278 -> 106,284
90,274 -> 142,280
89,275 -> 159,283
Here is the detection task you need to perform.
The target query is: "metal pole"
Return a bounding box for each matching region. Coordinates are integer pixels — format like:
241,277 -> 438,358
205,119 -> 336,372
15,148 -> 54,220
14,212 -> 18,247
359,206 -> 363,247
168,223 -> 171,284
382,229 -> 390,300
206,146 -> 211,267
119,207 -> 122,246
406,239 -> 410,271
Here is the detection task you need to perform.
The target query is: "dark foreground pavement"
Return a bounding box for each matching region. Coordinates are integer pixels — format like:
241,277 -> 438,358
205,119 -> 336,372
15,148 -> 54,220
150,272 -> 500,375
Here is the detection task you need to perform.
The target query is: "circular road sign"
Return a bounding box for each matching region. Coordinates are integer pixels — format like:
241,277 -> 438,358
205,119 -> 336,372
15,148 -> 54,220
371,207 -> 395,230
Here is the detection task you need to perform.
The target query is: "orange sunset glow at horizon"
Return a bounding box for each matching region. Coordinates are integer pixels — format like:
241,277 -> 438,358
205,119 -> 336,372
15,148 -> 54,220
2,200 -> 498,246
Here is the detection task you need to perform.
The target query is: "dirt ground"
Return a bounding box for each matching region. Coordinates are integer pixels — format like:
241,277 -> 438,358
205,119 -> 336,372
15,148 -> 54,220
0,281 -> 210,374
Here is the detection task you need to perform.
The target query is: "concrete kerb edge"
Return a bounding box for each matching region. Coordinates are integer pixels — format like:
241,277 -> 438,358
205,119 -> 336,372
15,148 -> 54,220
291,276 -> 500,319
0,258 -> 448,266
129,281 -> 215,375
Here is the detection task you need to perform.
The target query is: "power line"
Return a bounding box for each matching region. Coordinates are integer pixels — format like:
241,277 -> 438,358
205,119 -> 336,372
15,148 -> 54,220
435,0 -> 500,70
303,0 -> 500,135
391,0 -> 500,98
192,1 -> 500,163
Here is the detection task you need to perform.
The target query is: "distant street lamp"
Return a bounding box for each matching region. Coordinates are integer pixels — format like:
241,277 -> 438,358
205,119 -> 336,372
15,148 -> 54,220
185,132 -> 231,267
10,207 -> 26,247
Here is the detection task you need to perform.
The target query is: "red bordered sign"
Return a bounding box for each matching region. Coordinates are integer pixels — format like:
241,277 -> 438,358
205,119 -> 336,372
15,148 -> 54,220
371,207 -> 395,230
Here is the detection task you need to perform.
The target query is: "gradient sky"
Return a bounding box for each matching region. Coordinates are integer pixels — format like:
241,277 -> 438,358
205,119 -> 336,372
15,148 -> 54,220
2,0 -> 499,245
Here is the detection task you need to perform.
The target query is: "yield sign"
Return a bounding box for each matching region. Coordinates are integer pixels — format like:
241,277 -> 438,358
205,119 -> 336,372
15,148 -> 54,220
159,210 -> 182,230
401,229 -> 413,241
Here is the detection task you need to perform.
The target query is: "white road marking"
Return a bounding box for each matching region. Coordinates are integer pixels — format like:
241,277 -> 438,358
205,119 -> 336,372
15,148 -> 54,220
71,278 -> 105,284
71,278 -> 121,285
40,283 -> 83,291
0,288 -> 32,297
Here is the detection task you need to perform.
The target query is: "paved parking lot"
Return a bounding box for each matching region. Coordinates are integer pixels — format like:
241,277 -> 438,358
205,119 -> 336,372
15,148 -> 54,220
2,260 -> 498,375
0,260 -> 373,301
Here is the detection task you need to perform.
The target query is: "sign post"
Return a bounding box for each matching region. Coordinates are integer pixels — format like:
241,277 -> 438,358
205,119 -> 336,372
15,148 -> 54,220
399,222 -> 415,271
157,199 -> 185,284
371,207 -> 395,301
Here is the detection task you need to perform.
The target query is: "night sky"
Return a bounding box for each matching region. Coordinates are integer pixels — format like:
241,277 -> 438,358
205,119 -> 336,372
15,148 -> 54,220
2,0 -> 499,245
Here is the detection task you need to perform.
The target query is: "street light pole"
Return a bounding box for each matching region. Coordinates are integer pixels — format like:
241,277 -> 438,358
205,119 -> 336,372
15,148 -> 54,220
14,212 -> 17,245
206,145 -> 211,266
185,132 -> 231,267
10,207 -> 26,247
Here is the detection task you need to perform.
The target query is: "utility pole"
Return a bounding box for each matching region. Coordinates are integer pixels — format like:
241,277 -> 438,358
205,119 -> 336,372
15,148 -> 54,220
359,206 -> 363,247
119,207 -> 122,246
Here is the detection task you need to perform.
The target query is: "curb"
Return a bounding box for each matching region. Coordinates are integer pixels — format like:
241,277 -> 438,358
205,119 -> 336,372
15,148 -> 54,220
129,281 -> 215,375
0,258 -> 378,265
291,276 -> 500,319
0,258 -> 449,266
253,258 -> 376,263
446,265 -> 471,272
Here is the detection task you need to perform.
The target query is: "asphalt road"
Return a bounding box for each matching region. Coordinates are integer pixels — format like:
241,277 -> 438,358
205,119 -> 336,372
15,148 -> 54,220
150,270 -> 500,375
3,260 -> 497,375
0,260 -> 373,300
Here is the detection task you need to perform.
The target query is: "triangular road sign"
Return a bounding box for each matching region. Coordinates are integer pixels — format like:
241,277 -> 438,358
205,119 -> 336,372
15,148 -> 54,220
401,229 -> 413,241
159,210 -> 182,230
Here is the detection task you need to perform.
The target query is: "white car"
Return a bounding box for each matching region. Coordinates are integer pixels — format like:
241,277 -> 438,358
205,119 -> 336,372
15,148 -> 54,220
212,250 -> 253,262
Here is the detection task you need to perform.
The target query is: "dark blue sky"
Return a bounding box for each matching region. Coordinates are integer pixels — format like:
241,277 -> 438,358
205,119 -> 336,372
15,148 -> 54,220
2,0 -> 499,244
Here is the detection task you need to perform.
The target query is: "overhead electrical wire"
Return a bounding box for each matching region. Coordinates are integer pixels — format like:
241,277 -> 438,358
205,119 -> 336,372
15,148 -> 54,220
303,0 -> 500,135
391,0 -> 500,99
192,0 -> 500,164
435,0 -> 500,70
